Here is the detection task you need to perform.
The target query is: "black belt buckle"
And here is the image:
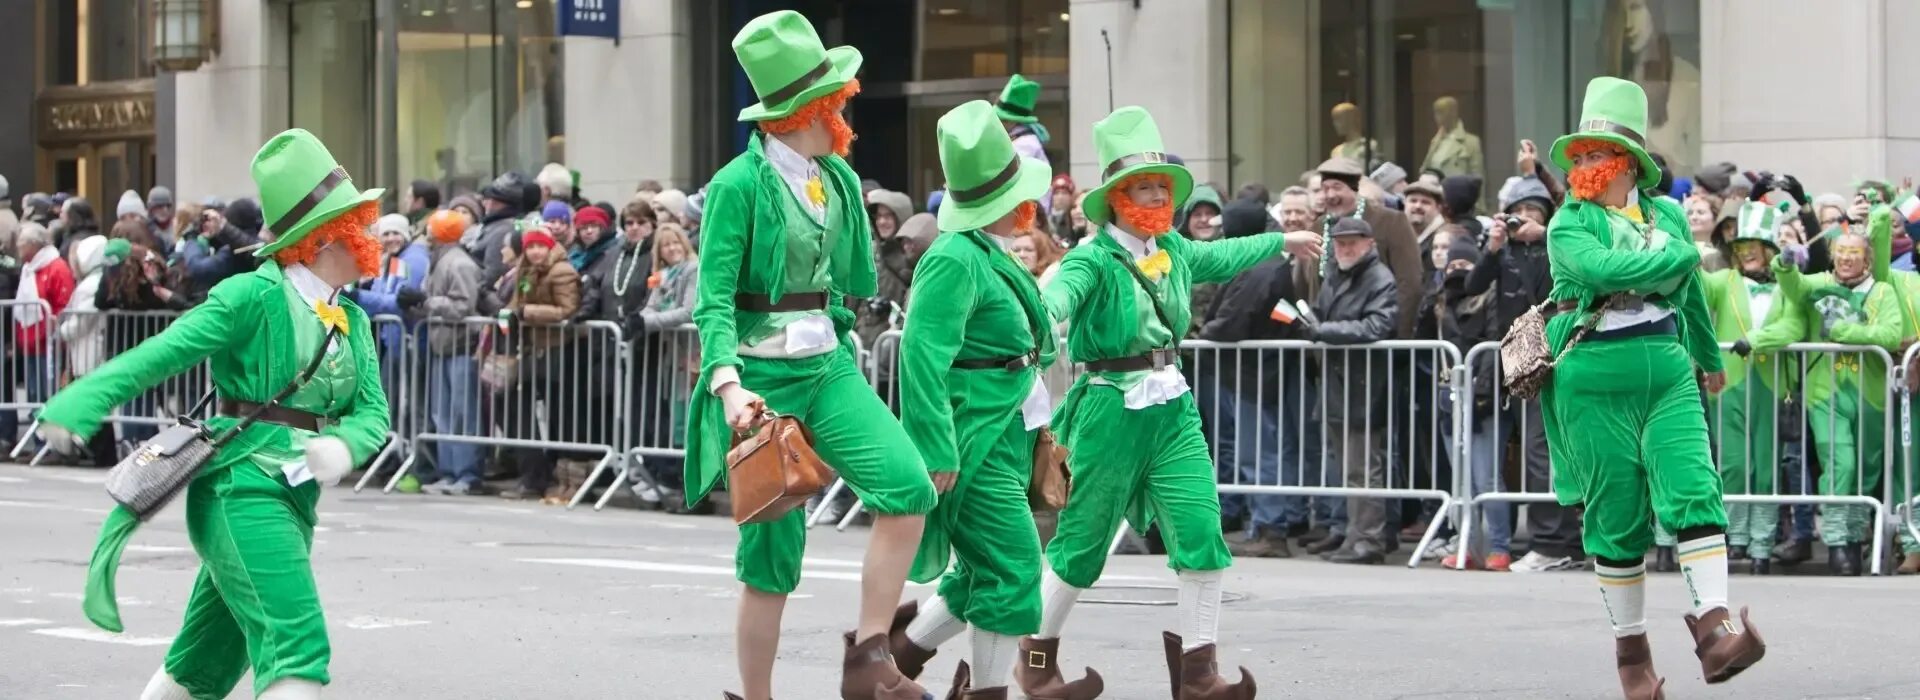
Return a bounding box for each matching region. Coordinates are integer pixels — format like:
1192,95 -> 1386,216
1003,352 -> 1037,372
1149,347 -> 1177,369
1614,294 -> 1646,313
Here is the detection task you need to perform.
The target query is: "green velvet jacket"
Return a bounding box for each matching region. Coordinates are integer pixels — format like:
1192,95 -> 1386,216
1701,268 -> 1797,393
1757,207 -> 1902,408
1543,196 -> 1723,375
683,133 -> 875,506
42,262 -> 390,470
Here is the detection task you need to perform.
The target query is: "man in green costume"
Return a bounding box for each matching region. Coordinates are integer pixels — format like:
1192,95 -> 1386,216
1540,77 -> 1764,699
887,99 -> 1060,700
1031,105 -> 1319,700
1865,199 -> 1920,573
686,11 -> 937,700
39,128 -> 391,700
1755,204 -> 1903,576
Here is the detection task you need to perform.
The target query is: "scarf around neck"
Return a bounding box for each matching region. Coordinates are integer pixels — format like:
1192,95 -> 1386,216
17,246 -> 59,326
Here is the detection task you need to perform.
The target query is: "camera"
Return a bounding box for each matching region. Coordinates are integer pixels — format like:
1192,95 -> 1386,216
1500,215 -> 1525,232
865,298 -> 892,317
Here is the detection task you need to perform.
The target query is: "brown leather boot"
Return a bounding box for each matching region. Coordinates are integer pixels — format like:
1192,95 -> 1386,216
1614,634 -> 1665,700
886,602 -> 939,679
1684,606 -> 1766,684
1898,552 -> 1920,575
939,660 -> 1010,700
1163,632 -> 1256,700
1161,633 -> 1182,699
1013,637 -> 1105,699
842,632 -> 931,700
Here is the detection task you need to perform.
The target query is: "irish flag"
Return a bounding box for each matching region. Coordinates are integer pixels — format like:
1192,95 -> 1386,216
1897,193 -> 1920,225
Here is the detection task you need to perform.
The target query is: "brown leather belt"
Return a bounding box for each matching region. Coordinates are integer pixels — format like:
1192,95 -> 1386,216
221,400 -> 328,432
1085,348 -> 1179,373
952,351 -> 1038,372
1557,293 -> 1658,314
736,292 -> 828,313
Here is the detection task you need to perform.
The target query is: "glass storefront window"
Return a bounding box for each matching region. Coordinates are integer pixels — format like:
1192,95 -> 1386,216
918,0 -> 1068,80
491,0 -> 565,180
290,0 -> 377,188
396,1 -> 498,197
1572,0 -> 1702,178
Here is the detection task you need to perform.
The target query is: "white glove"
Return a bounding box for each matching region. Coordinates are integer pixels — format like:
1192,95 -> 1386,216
304,436 -> 354,486
36,423 -> 81,456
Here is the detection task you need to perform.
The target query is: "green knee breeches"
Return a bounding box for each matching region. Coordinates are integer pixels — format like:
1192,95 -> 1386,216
1808,392 -> 1886,546
164,463 -> 328,700
928,414 -> 1043,636
733,349 -> 937,594
1544,335 -> 1726,562
1714,379 -> 1782,550
1046,390 -> 1231,588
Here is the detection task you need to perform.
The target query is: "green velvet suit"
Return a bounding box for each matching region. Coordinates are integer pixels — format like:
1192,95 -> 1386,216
900,229 -> 1057,635
42,262 -> 390,698
1699,267 -> 1800,552
1041,228 -> 1287,587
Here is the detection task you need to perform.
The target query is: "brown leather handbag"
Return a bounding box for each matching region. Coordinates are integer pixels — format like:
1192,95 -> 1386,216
1029,427 -> 1072,512
726,412 -> 836,525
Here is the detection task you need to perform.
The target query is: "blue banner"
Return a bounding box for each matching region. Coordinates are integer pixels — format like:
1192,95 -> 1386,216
558,0 -> 619,40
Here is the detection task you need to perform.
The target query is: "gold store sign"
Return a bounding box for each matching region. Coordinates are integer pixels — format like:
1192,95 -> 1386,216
38,81 -> 157,144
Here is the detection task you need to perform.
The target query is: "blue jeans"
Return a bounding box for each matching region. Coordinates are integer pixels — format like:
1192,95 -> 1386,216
1780,441 -> 1816,542
429,355 -> 483,485
1293,376 -> 1342,534
1214,391 -> 1291,535
1469,413 -> 1515,555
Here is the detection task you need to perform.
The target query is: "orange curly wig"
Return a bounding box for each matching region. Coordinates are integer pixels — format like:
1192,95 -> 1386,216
759,79 -> 862,157
1106,172 -> 1176,236
273,201 -> 382,278
1012,200 -> 1038,232
1565,139 -> 1633,202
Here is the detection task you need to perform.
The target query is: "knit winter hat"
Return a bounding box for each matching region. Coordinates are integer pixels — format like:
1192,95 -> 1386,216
541,200 -> 573,222
115,190 -> 144,219
654,189 -> 689,221
521,229 -> 559,250
1369,161 -> 1408,191
375,213 -> 411,237
427,209 -> 470,244
1499,176 -> 1554,215
574,206 -> 611,229
146,186 -> 173,207
225,198 -> 264,235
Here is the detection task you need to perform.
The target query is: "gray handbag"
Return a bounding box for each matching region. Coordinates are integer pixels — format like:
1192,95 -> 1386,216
103,328 -> 339,520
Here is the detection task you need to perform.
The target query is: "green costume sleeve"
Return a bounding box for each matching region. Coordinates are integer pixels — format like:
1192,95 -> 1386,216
1871,205 -> 1894,287
1750,286 -> 1806,352
691,178 -> 749,376
40,276 -> 259,439
1673,271 -> 1724,373
1178,231 -> 1287,285
898,252 -> 976,474
1772,255 -> 1809,306
1545,208 -> 1700,294
1042,253 -> 1099,321
324,307 -> 393,465
1830,283 -> 1905,352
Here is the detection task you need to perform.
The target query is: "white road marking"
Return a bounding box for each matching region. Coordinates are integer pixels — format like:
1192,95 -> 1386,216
0,499 -> 110,515
22,472 -> 107,485
338,616 -> 431,630
32,627 -> 172,646
518,557 -> 929,586
0,475 -> 26,483
0,618 -> 52,627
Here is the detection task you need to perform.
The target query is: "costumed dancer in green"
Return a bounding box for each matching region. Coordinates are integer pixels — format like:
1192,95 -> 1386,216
1702,200 -> 1805,576
1870,196 -> 1920,574
1755,203 -> 1902,576
885,100 -> 1059,700
686,11 -> 937,700
1029,106 -> 1318,700
1539,78 -> 1764,700
40,129 -> 391,700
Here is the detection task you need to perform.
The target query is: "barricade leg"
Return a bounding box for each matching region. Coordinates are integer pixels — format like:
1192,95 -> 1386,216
806,479 -> 849,528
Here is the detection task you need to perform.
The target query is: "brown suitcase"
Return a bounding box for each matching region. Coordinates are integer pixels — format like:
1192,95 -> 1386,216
1029,427 -> 1072,512
726,413 -> 836,525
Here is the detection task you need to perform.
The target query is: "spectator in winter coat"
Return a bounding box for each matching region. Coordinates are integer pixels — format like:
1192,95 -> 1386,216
145,186 -> 175,253
351,213 -> 429,355
175,199 -> 262,304
856,188 -> 915,355
651,188 -> 689,228
1180,184 -> 1227,337
1304,158 -> 1423,338
1440,174 -> 1484,243
419,210 -> 486,495
499,229 -> 581,502
115,190 -> 147,233
57,198 -> 101,259
475,172 -> 531,286
9,224 -> 73,446
405,180 -> 442,240
58,236 -> 111,465
567,204 -> 620,324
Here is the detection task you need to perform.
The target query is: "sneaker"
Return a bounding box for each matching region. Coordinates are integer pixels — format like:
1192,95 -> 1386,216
630,480 -> 664,506
442,481 -> 475,496
1510,551 -> 1581,573
421,478 -> 456,495
1484,552 -> 1514,572
1440,553 -> 1482,570
396,474 -> 422,494
1423,534 -> 1459,561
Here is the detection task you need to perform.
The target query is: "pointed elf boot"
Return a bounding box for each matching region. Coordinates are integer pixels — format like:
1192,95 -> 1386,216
1614,634 -> 1665,700
886,602 -> 939,680
843,632 -> 933,700
1013,636 -> 1104,699
941,660 -> 1010,700
1162,632 -> 1256,699
1684,606 -> 1766,684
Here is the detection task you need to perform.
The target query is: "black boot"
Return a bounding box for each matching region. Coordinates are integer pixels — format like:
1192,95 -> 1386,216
1771,538 -> 1812,566
1830,543 -> 1862,576
1652,546 -> 1678,573
1748,558 -> 1770,576
1727,545 -> 1749,562
1845,543 -> 1866,576
1304,533 -> 1345,555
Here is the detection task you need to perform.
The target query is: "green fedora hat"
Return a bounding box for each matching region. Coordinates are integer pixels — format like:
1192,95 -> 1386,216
733,10 -> 863,122
995,74 -> 1042,124
1551,76 -> 1661,190
252,128 -> 384,258
1081,106 -> 1193,226
935,100 -> 1051,233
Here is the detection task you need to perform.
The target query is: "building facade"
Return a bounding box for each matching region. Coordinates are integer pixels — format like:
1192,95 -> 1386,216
0,0 -> 1909,209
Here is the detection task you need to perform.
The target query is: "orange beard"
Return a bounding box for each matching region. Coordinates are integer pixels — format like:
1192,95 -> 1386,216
1013,200 -> 1038,232
759,79 -> 862,157
1106,173 -> 1175,236
1565,139 -> 1632,202
273,201 -> 383,278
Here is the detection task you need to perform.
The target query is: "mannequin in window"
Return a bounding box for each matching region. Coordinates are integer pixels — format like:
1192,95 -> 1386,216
1422,97 -> 1483,182
1328,103 -> 1382,166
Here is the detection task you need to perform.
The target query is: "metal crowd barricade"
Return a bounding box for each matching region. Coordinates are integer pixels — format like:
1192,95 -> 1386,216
1459,340 -> 1895,575
1897,344 -> 1920,557
57,310 -> 201,462
591,322 -> 700,511
5,299 -> 63,465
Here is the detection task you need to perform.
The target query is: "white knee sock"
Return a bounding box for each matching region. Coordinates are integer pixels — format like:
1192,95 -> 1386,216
139,668 -> 193,700
904,595 -> 969,649
1678,533 -> 1731,619
258,678 -> 323,700
1595,561 -> 1647,637
969,629 -> 1019,689
1176,569 -> 1224,651
1035,567 -> 1084,639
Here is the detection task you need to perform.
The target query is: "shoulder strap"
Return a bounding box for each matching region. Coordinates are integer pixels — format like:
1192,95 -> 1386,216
963,233 -> 1047,351
208,327 -> 341,447
1105,248 -> 1179,344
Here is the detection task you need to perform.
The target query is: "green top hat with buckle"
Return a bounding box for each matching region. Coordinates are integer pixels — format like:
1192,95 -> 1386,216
935,100 -> 1051,233
1551,76 -> 1662,190
995,74 -> 1042,124
252,128 -> 385,258
733,10 -> 863,122
1734,199 -> 1789,252
1081,106 -> 1193,226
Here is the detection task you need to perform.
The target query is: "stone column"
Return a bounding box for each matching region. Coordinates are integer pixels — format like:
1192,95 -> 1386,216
564,0 -> 692,205
168,0 -> 288,202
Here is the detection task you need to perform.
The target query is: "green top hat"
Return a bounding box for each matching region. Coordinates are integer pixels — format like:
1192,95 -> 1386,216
1550,76 -> 1662,190
935,100 -> 1051,233
732,10 -> 863,123
1080,107 -> 1193,227
252,128 -> 384,258
995,74 -> 1042,124
1734,200 -> 1788,252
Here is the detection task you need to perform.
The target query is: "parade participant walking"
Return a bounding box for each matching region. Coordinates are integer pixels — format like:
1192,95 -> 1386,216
1538,77 -> 1763,700
39,128 -> 390,700
1032,106 -> 1319,700
995,74 -> 1051,173
684,11 -> 937,700
887,100 -> 1058,700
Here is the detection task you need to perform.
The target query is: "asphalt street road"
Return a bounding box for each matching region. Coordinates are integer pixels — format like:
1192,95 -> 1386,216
1,463 -> 1916,699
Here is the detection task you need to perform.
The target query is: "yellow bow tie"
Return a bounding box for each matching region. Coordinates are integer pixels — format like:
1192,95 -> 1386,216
1136,249 -> 1171,281
1616,203 -> 1645,224
805,176 -> 827,207
313,299 -> 350,335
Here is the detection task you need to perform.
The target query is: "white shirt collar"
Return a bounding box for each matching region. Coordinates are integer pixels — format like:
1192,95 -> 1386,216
285,263 -> 341,306
1105,224 -> 1158,258
986,231 -> 1019,251
763,134 -> 819,186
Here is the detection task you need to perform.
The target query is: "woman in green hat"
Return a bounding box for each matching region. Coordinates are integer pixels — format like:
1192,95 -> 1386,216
882,99 -> 1081,700
1538,76 -> 1764,699
689,10 -> 936,700
1033,105 -> 1318,699
37,128 -> 390,700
